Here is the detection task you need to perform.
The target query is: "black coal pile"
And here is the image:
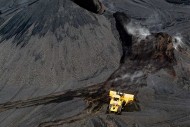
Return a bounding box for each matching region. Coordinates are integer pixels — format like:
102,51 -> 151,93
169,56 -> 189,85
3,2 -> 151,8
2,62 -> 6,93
0,0 -> 190,127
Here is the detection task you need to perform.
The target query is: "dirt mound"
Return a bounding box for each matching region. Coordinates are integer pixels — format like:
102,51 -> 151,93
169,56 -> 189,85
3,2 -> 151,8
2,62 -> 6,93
131,33 -> 176,67
0,0 -> 120,89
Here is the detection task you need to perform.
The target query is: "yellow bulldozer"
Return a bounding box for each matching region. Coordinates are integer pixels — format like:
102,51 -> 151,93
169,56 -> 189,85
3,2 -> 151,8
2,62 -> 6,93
107,90 -> 134,114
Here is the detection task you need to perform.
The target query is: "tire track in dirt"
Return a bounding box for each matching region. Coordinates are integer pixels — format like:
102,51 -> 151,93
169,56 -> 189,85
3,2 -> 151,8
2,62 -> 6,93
0,83 -> 107,113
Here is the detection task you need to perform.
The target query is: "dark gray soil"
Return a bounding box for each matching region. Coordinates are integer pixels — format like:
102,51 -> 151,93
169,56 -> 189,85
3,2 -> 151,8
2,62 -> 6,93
0,0 -> 190,127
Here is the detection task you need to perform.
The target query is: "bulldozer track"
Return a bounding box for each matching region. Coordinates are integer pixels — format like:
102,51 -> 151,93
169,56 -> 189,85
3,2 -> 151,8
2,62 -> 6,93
0,83 -> 107,113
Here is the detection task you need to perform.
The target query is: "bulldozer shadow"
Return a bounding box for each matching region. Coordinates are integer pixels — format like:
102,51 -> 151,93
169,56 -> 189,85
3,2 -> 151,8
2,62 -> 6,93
122,101 -> 141,112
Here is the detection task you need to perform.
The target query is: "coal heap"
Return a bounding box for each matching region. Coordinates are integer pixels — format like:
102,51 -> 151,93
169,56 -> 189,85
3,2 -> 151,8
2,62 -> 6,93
0,0 -> 190,127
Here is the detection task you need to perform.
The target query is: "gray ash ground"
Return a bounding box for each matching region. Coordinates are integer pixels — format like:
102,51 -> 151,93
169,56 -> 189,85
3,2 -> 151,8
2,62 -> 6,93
0,0 -> 190,127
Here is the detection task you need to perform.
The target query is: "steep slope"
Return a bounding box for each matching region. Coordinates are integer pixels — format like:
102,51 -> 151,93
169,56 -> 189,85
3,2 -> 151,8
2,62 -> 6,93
0,0 -> 121,102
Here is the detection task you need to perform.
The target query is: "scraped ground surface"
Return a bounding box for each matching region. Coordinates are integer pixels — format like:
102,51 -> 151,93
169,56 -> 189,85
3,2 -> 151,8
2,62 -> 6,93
0,0 -> 190,127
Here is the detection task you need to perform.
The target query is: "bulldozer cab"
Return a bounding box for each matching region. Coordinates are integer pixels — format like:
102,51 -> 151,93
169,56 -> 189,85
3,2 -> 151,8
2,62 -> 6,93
113,97 -> 119,101
112,95 -> 121,103
109,92 -> 123,106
